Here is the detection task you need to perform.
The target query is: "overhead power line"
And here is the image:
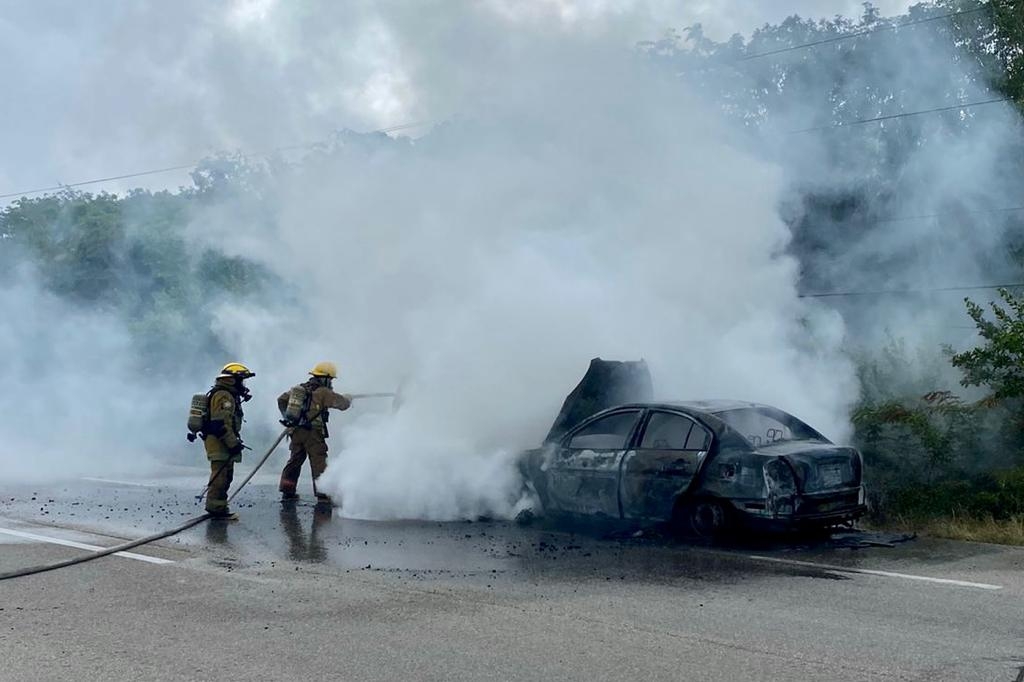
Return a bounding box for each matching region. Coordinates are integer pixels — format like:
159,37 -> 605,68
874,205 -> 1024,224
0,120 -> 433,201
0,164 -> 199,200
739,5 -> 989,61
790,96 -> 1009,134
4,95 -> 1007,202
799,282 -> 1024,299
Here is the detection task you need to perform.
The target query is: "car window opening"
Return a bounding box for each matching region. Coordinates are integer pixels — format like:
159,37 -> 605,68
714,407 -> 825,447
641,412 -> 710,451
568,411 -> 640,450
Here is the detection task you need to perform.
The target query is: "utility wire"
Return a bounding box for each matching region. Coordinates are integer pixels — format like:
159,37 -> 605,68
739,5 -> 989,61
799,282 -> 1024,299
0,120 -> 432,201
3,95 -> 1007,201
874,205 -> 1024,224
0,164 -> 200,200
806,204 -> 1024,230
789,96 -> 1009,133
0,7 -> 1001,198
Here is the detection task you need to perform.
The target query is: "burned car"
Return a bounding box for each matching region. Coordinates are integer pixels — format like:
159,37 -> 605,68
520,359 -> 866,536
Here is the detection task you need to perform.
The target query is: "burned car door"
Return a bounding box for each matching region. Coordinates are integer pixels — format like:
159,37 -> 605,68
620,411 -> 711,522
546,409 -> 643,518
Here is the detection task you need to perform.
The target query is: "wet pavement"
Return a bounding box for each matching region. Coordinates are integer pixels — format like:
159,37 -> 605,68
3,475 -> 1024,681
0,477 -> 943,586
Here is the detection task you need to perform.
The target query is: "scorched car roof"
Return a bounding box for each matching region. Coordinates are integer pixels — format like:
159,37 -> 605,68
597,400 -> 830,448
612,400 -> 770,414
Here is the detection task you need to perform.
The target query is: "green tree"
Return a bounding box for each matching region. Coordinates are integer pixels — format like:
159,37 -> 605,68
0,182 -> 276,377
947,288 -> 1024,472
988,0 -> 1024,106
854,391 -> 976,484
951,288 -> 1024,401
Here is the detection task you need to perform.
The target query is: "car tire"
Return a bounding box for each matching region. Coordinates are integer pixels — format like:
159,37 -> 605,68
682,498 -> 730,539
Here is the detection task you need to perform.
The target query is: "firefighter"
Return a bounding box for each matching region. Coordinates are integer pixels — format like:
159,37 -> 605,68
203,362 -> 255,520
278,362 -> 352,506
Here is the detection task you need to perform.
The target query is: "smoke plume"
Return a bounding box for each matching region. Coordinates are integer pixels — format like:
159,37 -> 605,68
187,5 -> 858,519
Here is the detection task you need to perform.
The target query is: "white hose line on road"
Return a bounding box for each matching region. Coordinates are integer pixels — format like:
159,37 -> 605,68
747,554 -> 1003,590
0,526 -> 173,565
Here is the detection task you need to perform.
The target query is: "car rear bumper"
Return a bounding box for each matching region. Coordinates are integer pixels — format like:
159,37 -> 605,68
729,487 -> 866,529
788,503 -> 867,525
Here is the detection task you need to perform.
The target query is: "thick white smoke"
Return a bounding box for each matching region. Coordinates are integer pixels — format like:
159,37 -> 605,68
0,1 -> 913,195
0,269 -> 195,481
738,12 -> 1024,357
191,10 -> 857,520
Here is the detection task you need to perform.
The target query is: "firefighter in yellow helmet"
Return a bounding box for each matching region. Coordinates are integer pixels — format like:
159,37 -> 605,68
203,362 -> 255,520
278,362 -> 352,507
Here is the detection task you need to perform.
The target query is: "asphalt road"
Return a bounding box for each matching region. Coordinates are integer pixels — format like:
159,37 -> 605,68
1,475 -> 1022,681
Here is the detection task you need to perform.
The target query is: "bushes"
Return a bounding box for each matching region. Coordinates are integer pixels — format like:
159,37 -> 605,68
0,187 -> 275,378
853,380 -> 1024,527
851,286 -> 1024,535
880,468 -> 1024,521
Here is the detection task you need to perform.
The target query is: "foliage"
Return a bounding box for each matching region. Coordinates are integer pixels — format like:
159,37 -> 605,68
852,386 -> 1024,523
951,287 -> 1024,401
911,513 -> 1024,545
884,467 -> 1024,520
988,0 -> 1024,106
643,1 -> 1020,118
0,169 -> 277,376
852,333 -> 1024,527
853,390 -> 977,485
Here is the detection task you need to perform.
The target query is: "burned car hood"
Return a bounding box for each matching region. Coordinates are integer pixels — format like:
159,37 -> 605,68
544,358 -> 653,443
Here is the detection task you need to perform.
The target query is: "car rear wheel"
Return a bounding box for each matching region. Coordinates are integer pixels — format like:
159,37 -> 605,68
682,498 -> 730,539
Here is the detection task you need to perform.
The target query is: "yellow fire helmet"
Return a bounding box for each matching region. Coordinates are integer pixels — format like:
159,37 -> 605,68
218,362 -> 255,379
309,361 -> 338,379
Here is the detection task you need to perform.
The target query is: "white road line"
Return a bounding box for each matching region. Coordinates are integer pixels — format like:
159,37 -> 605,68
81,477 -> 159,488
0,527 -> 173,565
747,554 -> 1002,590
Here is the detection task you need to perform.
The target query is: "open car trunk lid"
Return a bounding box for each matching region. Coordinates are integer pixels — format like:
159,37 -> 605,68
544,358 -> 653,443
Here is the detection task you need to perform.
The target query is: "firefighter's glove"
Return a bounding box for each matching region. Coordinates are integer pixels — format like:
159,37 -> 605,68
227,442 -> 244,456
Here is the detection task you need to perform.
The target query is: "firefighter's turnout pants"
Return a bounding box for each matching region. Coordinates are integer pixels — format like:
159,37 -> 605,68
206,459 -> 235,514
279,427 -> 331,501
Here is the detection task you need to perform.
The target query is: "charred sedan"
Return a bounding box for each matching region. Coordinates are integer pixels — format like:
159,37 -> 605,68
520,360 -> 866,536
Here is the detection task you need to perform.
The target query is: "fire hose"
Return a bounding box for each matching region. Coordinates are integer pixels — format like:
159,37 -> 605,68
0,427 -> 291,581
0,392 -> 399,581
